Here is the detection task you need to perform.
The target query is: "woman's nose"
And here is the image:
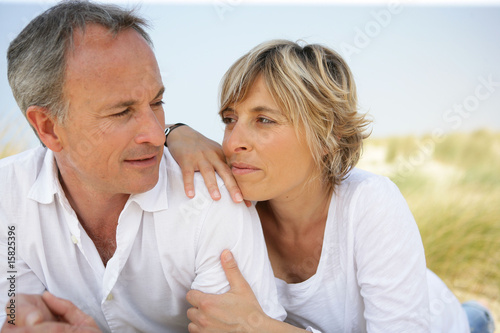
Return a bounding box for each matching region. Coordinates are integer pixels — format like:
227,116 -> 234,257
223,122 -> 252,154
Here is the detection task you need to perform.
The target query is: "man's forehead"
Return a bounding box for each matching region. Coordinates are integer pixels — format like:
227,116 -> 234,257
65,24 -> 157,75
70,25 -> 104,50
62,23 -> 162,108
69,24 -> 141,53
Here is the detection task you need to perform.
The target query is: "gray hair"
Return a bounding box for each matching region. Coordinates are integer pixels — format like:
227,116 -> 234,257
7,0 -> 152,138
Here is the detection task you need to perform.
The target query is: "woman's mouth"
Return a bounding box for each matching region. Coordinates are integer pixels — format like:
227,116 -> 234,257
231,162 -> 260,175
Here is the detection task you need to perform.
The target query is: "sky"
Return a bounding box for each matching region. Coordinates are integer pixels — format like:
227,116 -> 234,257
1,0 -> 499,147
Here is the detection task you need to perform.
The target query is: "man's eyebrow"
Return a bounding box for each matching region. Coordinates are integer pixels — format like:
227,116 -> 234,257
154,86 -> 165,101
107,86 -> 165,110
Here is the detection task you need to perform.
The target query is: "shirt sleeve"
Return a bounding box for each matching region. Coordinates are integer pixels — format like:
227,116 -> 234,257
191,191 -> 286,321
350,176 -> 431,332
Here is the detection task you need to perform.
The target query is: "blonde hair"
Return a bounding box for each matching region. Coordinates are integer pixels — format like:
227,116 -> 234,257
219,39 -> 371,191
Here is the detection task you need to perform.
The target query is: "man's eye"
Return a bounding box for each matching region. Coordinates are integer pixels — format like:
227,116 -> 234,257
153,100 -> 165,107
112,109 -> 131,117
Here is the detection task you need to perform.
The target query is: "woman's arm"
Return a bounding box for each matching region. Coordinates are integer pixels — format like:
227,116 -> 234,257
165,124 -> 246,205
353,177 -> 430,331
186,250 -> 309,333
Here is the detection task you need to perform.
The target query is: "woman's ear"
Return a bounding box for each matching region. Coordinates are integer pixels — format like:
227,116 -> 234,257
26,106 -> 63,152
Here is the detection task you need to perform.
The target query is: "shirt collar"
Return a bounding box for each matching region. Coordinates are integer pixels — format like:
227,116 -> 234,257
28,149 -> 60,204
128,152 -> 168,212
28,149 -> 169,212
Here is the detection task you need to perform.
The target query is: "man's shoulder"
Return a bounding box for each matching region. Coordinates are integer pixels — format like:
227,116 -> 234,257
0,146 -> 48,221
163,148 -> 230,205
157,149 -> 257,250
0,146 -> 47,181
161,148 -> 255,234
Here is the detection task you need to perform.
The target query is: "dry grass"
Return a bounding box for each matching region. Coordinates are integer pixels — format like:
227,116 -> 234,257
0,113 -> 33,159
359,129 -> 500,327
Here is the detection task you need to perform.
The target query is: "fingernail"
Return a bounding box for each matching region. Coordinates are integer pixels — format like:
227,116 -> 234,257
26,312 -> 42,326
235,192 -> 243,202
211,190 -> 221,200
222,250 -> 233,262
187,190 -> 195,198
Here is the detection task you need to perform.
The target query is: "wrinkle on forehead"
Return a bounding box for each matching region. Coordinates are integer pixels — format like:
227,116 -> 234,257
62,24 -> 162,113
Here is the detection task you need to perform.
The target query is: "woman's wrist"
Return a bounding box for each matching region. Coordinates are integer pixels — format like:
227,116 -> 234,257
164,123 -> 187,147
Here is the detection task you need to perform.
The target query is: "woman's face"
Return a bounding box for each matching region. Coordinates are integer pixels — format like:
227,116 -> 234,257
222,75 -> 318,202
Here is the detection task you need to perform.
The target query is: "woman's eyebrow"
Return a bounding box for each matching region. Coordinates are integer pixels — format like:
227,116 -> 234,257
221,105 -> 282,116
250,106 -> 281,114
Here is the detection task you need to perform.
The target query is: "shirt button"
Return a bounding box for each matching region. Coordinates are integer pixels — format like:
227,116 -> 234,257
71,235 -> 78,244
106,293 -> 114,301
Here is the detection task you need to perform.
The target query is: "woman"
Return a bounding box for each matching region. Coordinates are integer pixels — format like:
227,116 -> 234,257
167,40 -> 494,332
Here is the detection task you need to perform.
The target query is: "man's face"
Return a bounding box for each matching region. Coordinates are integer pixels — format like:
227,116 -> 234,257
54,24 -> 165,197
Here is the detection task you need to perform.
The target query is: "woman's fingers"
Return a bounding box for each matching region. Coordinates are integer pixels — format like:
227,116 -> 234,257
220,250 -> 249,291
197,160 -> 222,201
214,163 -> 243,204
165,124 -> 245,203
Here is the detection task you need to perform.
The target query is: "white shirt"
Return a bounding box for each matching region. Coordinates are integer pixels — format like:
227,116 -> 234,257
0,146 -> 285,332
275,168 -> 469,333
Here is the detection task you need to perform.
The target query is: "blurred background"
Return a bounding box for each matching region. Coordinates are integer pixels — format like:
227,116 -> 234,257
1,0 -> 499,326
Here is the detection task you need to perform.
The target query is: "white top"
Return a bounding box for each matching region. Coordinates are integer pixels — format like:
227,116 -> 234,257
0,147 -> 285,332
275,168 -> 469,333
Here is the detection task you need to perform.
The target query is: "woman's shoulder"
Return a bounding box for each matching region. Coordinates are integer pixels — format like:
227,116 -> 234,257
343,167 -> 379,182
332,167 -> 411,229
339,167 -> 399,197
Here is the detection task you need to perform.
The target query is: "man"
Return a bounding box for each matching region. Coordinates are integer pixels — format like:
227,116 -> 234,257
0,1 -> 285,332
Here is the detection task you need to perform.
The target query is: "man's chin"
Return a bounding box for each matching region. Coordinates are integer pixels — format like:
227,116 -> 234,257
127,174 -> 160,194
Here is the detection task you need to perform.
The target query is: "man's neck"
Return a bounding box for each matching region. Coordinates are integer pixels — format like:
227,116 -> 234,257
57,167 -> 129,265
59,171 -> 128,226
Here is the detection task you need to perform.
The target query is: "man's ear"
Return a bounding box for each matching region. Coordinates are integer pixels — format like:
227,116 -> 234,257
26,106 -> 63,152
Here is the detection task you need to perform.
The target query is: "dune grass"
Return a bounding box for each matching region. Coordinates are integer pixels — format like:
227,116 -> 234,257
0,113 -> 34,159
0,129 -> 28,159
360,129 -> 500,324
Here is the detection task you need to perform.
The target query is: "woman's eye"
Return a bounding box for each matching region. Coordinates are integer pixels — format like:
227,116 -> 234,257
222,117 -> 235,124
258,117 -> 275,124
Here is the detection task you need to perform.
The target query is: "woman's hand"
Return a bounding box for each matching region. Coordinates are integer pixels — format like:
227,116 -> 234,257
166,125 -> 249,206
186,250 -> 271,333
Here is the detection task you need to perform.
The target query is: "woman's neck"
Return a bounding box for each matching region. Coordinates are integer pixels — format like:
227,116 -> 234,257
256,178 -> 333,283
257,178 -> 333,236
